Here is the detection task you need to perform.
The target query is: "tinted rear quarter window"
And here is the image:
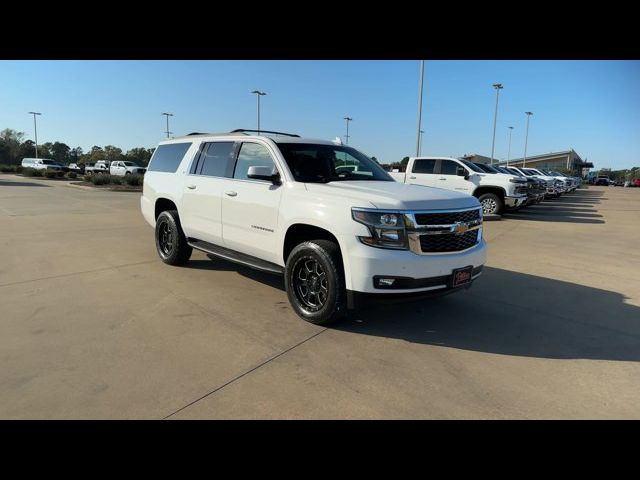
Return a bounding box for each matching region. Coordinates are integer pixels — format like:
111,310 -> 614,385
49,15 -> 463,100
412,159 -> 436,174
147,142 -> 192,173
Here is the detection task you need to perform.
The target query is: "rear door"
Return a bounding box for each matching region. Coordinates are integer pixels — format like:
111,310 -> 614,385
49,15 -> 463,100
181,141 -> 237,246
406,158 -> 439,187
221,141 -> 284,264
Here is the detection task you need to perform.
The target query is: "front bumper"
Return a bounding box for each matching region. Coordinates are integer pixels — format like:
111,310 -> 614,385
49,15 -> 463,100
339,234 -> 487,294
347,266 -> 482,309
504,195 -> 528,208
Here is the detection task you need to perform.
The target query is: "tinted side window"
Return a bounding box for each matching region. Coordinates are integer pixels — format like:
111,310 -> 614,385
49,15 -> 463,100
440,160 -> 459,175
233,143 -> 276,180
412,159 -> 436,174
198,142 -> 236,177
147,143 -> 192,173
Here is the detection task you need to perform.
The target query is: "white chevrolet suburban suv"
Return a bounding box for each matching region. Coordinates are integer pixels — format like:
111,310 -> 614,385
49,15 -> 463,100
141,130 -> 487,325
389,157 -> 528,216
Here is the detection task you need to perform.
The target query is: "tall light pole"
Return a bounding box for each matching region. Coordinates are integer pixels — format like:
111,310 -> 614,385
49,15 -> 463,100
251,90 -> 267,133
419,130 -> 425,156
523,112 -> 533,167
343,116 -> 352,144
506,126 -> 514,166
416,60 -> 425,156
161,112 -> 173,139
490,83 -> 503,165
28,112 -> 42,158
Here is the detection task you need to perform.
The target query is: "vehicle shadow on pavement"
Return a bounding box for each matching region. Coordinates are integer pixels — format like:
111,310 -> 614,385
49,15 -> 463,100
0,180 -> 50,188
337,267 -> 640,362
503,190 -> 606,224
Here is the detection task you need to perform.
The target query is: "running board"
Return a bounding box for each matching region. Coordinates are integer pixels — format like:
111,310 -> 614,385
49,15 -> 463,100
187,238 -> 284,275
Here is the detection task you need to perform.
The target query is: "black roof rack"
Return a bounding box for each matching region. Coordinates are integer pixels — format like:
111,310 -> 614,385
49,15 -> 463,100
230,129 -> 300,138
186,132 -> 207,136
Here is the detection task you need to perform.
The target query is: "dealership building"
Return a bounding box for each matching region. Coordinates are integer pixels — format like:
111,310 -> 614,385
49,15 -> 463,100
460,149 -> 593,175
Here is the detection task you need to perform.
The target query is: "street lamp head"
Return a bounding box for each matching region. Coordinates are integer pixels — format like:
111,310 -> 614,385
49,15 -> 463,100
525,111 -> 533,116
252,90 -> 266,96
161,112 -> 174,117
28,111 -> 41,116
508,126 -> 513,130
493,83 -> 503,89
344,116 -> 352,121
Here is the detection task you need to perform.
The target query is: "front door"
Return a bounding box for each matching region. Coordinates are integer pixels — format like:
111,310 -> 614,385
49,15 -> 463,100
437,159 -> 473,193
221,142 -> 283,265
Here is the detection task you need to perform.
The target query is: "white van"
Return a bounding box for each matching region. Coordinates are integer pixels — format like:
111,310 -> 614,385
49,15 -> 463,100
21,158 -> 63,171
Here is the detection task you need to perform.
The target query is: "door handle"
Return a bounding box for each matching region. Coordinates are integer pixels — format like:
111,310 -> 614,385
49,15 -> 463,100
187,184 -> 196,190
439,177 -> 447,180
225,191 -> 237,197
409,176 -> 416,179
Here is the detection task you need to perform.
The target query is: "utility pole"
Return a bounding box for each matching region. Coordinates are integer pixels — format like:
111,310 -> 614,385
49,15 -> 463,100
161,112 -> 173,138
28,112 -> 42,158
416,60 -> 424,156
251,90 -> 267,133
523,112 -> 533,167
490,83 -> 503,165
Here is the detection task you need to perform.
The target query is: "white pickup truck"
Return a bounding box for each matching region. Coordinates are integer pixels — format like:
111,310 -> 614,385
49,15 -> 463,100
141,130 -> 487,324
389,157 -> 528,215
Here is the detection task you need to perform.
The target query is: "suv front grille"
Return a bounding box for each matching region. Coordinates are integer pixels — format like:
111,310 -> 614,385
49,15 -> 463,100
414,209 -> 480,225
419,230 -> 479,253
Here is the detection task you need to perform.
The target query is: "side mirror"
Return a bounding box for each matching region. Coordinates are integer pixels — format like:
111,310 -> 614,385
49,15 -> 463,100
247,165 -> 281,185
457,166 -> 469,179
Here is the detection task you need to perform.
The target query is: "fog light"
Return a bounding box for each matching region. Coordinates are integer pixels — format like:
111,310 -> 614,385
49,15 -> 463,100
378,278 -> 396,286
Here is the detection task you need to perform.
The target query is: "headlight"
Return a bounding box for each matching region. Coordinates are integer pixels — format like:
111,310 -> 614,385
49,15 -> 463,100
352,209 -> 408,250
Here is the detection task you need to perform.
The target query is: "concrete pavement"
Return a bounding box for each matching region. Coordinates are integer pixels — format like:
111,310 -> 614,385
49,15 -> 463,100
0,174 -> 638,418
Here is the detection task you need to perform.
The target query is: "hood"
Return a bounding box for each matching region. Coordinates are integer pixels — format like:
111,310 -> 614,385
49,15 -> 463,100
305,181 -> 479,210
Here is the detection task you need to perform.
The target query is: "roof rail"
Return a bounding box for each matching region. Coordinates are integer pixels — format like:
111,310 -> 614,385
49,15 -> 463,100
186,132 -> 207,136
230,129 -> 300,138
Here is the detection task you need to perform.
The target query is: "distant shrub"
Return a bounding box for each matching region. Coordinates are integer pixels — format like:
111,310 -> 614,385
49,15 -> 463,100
22,167 -> 41,177
91,173 -> 112,185
16,166 -> 23,173
44,170 -> 58,178
124,174 -> 143,186
56,170 -> 65,178
66,171 -> 77,179
110,176 -> 123,185
1,165 -> 17,173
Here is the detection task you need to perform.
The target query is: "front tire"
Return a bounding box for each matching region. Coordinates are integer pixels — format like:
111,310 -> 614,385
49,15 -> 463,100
155,210 -> 192,265
478,192 -> 504,215
285,240 -> 346,325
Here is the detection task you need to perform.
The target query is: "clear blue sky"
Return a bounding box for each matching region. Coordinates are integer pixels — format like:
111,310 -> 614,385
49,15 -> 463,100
1,60 -> 638,169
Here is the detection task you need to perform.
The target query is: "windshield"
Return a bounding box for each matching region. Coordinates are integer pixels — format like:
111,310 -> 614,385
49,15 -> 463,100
459,159 -> 485,173
42,160 -> 56,165
123,161 -> 138,166
277,143 -> 392,183
478,163 -> 502,174
522,169 -> 538,176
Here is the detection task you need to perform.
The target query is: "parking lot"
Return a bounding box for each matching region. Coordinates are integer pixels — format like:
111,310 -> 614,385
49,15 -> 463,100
1,174 -> 639,419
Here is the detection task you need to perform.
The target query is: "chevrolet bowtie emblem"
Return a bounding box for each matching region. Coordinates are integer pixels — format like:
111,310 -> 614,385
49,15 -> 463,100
452,222 -> 469,235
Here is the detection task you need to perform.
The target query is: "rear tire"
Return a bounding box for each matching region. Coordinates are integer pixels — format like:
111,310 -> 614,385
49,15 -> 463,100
285,240 -> 346,325
155,210 -> 192,265
478,192 -> 504,215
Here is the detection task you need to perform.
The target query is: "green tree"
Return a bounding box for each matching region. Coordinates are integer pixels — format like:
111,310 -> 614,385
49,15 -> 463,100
51,142 -> 71,164
0,128 -> 25,164
103,145 -> 123,162
69,147 -> 83,163
125,147 -> 154,166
